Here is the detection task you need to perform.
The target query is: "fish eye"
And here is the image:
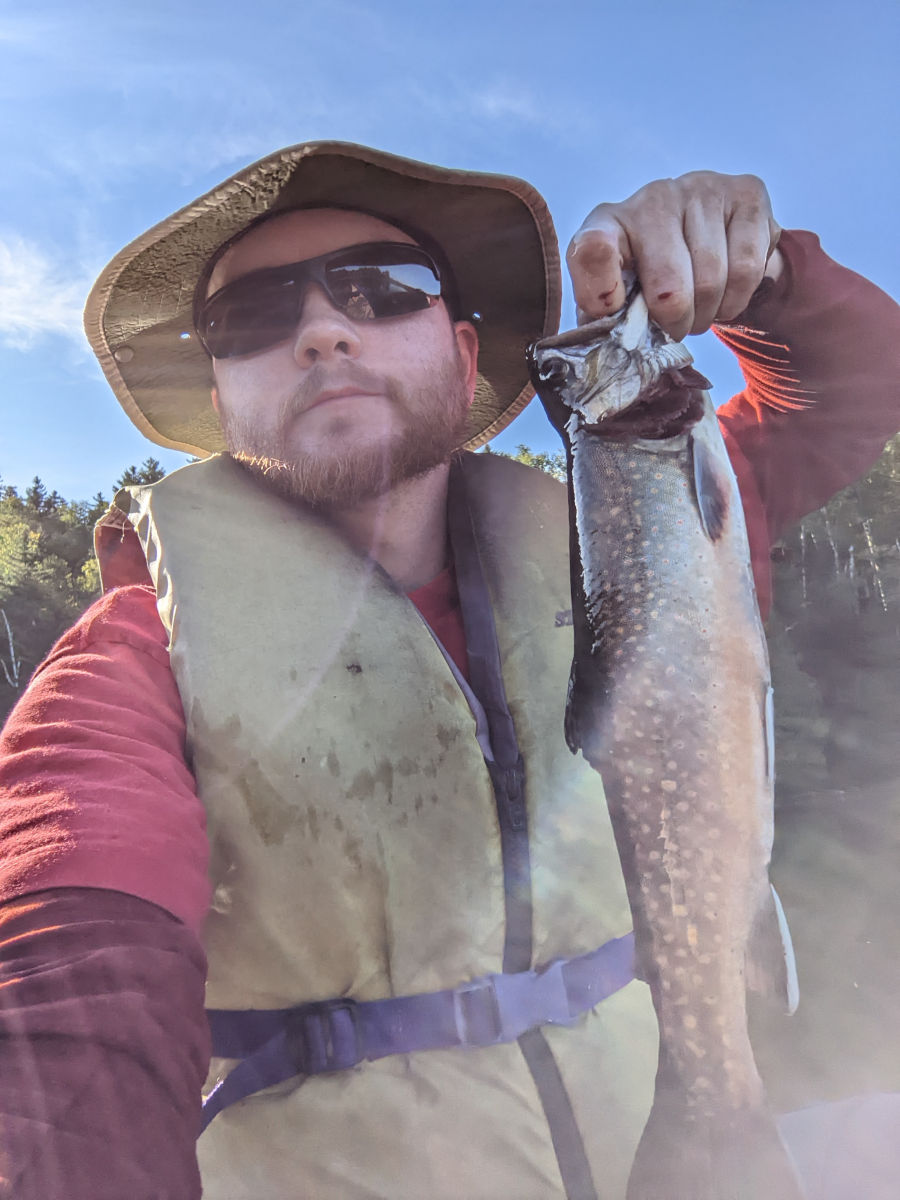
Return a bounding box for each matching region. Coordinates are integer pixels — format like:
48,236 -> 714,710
539,356 -> 570,387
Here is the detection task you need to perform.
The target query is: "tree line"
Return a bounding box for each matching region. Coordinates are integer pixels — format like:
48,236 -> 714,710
0,448 -> 557,724
0,458 -> 165,722
2,436 -> 899,732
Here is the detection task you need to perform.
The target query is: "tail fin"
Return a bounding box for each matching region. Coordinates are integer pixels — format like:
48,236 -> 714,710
626,1094 -> 807,1200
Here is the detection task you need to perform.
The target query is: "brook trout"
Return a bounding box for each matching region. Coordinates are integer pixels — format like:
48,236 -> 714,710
528,291 -> 804,1200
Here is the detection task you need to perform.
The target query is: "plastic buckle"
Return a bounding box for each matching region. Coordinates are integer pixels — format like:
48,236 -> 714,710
492,957 -> 574,1040
452,976 -> 503,1047
287,998 -> 363,1074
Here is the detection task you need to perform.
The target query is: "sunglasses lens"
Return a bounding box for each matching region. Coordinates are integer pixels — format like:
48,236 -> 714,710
202,277 -> 303,359
199,244 -> 443,359
326,259 -> 441,320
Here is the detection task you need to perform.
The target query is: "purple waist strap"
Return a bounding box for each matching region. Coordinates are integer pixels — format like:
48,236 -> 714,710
202,931 -> 635,1131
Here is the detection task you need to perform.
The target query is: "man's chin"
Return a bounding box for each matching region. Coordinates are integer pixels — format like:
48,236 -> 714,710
229,439 -> 454,510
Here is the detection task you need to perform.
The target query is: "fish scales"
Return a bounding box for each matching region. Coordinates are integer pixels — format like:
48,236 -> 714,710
528,292 -> 804,1200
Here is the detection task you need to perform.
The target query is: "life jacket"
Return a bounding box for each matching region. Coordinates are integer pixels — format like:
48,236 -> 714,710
115,451 -> 658,1200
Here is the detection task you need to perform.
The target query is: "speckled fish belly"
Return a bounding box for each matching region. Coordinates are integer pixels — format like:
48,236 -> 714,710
528,294 -> 805,1200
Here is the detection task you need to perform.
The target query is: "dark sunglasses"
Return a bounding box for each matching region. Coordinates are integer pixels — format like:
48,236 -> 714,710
194,241 -> 444,360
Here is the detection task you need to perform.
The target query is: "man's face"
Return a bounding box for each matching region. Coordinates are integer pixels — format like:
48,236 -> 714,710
208,208 -> 478,508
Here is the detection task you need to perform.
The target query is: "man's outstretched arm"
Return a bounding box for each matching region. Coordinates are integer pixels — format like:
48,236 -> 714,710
0,585 -> 211,1198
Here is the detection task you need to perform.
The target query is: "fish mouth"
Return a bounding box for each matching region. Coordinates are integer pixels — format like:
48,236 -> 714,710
530,289 -> 698,427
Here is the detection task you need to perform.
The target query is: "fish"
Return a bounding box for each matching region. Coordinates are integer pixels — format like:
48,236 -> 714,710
527,289 -> 804,1200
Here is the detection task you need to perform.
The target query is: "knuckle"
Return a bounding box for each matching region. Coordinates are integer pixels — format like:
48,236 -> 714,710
691,252 -> 726,302
624,177 -> 677,216
693,279 -> 721,310
736,171 -> 766,194
734,174 -> 771,215
727,246 -> 765,290
651,287 -> 692,322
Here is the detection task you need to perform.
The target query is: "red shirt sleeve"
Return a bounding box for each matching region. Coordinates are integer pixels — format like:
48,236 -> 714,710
0,589 -> 211,1197
0,584 -> 209,930
0,887 -> 209,1200
716,229 -> 900,614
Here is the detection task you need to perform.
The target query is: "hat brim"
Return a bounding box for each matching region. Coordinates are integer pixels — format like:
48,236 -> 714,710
84,141 -> 561,456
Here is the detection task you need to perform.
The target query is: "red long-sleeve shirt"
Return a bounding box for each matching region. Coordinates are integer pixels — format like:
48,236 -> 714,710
1,231 -> 898,1199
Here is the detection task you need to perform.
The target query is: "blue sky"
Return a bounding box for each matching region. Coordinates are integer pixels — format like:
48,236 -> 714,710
1,0 -> 897,501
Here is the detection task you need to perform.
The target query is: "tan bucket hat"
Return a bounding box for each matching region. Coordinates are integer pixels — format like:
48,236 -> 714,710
83,141 -> 561,456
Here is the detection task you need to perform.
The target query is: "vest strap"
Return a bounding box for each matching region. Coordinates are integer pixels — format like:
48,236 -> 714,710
202,932 -> 635,1131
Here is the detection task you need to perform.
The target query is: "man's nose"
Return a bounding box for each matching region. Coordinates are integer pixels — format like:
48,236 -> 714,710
291,284 -> 363,365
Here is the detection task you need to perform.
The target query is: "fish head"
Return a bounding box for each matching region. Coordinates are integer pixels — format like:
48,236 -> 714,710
529,288 -> 695,429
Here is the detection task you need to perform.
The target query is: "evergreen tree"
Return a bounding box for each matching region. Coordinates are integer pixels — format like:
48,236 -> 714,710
0,460 -> 169,723
114,457 -> 166,491
481,443 -> 566,481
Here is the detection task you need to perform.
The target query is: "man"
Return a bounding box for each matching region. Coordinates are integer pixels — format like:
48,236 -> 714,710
0,142 -> 897,1199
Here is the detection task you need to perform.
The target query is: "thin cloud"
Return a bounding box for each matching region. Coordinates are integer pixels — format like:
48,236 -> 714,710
0,235 -> 93,352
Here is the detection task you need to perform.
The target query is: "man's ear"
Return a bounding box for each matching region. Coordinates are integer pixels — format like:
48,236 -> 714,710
453,320 -> 479,407
210,386 -> 221,415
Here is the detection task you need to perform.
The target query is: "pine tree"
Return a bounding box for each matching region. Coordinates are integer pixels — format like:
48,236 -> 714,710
0,460 -> 169,723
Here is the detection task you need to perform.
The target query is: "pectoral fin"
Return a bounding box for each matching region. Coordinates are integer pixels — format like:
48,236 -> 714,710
690,427 -> 730,542
747,882 -> 800,1015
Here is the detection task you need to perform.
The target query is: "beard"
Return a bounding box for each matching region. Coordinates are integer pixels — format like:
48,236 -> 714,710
218,355 -> 471,509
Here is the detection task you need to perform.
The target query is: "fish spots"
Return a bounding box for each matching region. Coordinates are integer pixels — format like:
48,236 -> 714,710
661,779 -> 677,792
683,1013 -> 698,1030
686,923 -> 699,948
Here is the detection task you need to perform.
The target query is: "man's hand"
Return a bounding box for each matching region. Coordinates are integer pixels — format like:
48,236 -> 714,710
566,171 -> 783,340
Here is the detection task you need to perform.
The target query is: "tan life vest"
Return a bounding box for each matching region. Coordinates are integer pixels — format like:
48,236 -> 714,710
121,451 -> 657,1200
